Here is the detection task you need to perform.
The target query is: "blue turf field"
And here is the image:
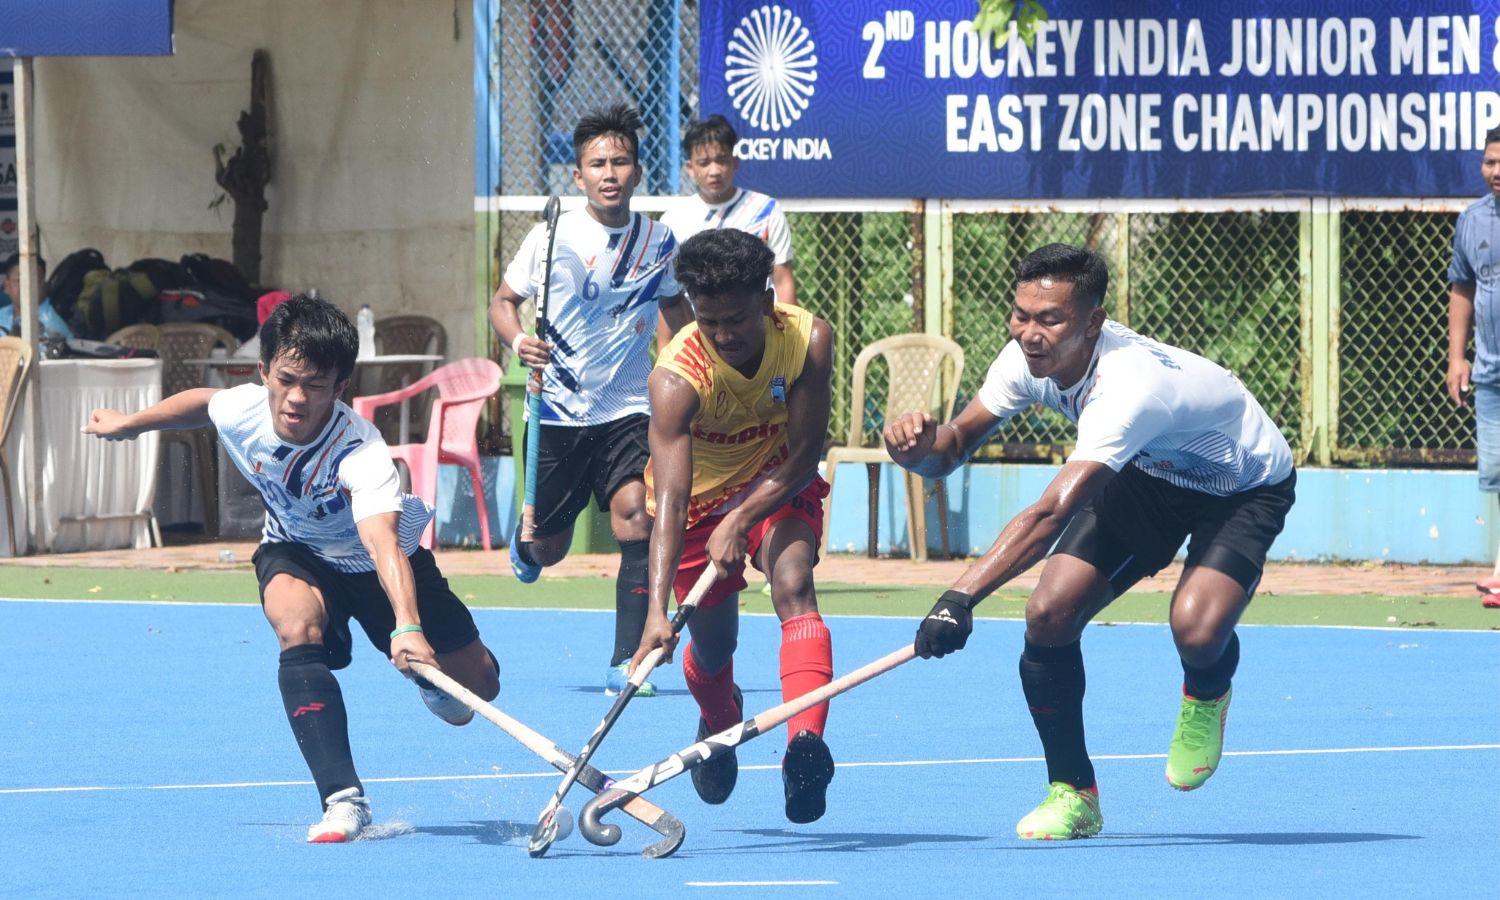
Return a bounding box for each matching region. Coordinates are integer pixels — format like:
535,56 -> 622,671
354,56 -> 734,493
2,599 -> 1496,898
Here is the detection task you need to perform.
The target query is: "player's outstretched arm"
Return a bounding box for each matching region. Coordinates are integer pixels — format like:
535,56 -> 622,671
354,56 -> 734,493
915,460 -> 1115,659
885,396 -> 1002,479
83,387 -> 219,441
356,511 -> 438,675
636,368 -> 701,670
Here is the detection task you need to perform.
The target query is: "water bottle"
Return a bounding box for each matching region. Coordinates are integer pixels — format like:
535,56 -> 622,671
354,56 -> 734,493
357,304 -> 376,359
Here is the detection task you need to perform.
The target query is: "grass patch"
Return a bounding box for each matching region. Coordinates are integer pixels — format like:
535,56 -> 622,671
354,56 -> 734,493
2,565 -> 1495,631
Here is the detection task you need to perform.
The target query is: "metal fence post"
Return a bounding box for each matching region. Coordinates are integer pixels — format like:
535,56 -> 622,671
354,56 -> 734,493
1305,198 -> 1338,466
924,199 -> 952,339
1112,212 -> 1131,327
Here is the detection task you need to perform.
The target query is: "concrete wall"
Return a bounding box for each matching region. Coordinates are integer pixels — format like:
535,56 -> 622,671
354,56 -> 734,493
32,0 -> 477,355
433,458 -> 1497,565
820,462 -> 1498,566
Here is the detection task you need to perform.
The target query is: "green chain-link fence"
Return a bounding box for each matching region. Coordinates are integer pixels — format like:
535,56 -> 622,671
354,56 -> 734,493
482,2 -> 1475,467
1337,205 -> 1471,465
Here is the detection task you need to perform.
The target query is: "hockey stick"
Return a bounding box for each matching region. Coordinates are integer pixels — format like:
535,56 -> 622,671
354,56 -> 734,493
409,661 -> 685,859
527,564 -> 719,857
578,643 -> 917,849
520,194 -> 563,546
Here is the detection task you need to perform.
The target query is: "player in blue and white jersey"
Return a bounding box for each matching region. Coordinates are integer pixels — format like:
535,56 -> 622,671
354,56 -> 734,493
883,244 -> 1296,840
1446,125 -> 1500,605
85,295 -> 500,844
661,114 -> 797,307
490,104 -> 693,697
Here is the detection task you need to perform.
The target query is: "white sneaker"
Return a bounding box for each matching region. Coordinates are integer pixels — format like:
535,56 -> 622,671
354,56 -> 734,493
306,787 -> 371,843
419,682 -> 476,726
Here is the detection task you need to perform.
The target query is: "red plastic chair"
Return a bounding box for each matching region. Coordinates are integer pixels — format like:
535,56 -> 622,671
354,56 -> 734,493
352,357 -> 502,550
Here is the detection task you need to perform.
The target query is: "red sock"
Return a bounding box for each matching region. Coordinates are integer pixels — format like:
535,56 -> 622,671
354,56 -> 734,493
682,642 -> 740,732
779,612 -> 833,742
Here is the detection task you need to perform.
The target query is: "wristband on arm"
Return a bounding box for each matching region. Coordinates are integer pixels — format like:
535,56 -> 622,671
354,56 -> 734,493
939,589 -> 975,609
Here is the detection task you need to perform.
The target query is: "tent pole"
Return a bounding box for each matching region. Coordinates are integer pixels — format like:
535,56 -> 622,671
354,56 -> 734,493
14,57 -> 43,553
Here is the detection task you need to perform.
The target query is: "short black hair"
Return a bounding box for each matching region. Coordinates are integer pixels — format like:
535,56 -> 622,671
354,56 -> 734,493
1486,125 -> 1500,148
574,103 -> 642,166
678,228 -> 774,298
675,229 -> 774,301
682,114 -> 738,157
259,294 -> 358,381
3,252 -> 46,277
1014,243 -> 1109,309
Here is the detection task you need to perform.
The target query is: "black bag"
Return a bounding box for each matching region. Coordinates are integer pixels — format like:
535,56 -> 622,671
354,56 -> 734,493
46,248 -> 108,322
127,257 -> 195,292
70,269 -> 161,340
158,287 -> 258,340
179,253 -> 254,303
62,338 -> 159,359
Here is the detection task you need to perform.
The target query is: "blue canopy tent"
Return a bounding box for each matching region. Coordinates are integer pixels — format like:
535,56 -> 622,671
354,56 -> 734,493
1,0 -> 172,551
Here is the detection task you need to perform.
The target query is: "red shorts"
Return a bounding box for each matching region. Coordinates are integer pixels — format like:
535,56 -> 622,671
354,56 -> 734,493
673,477 -> 830,609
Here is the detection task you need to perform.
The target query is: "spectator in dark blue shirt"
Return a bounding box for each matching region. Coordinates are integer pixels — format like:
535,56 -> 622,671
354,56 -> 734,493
1,252 -> 73,337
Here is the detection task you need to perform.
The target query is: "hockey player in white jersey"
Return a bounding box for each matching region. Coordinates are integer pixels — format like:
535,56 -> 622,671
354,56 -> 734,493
490,104 -> 693,697
883,243 -> 1296,841
85,295 -> 501,843
661,114 -> 797,307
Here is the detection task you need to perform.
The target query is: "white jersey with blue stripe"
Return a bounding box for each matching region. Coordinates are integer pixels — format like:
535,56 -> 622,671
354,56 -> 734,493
977,320 -> 1293,496
504,208 -> 681,426
207,383 -> 433,572
661,187 -> 793,265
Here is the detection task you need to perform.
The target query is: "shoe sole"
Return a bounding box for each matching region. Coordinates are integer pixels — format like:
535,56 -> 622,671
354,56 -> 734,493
420,689 -> 476,726
1016,822 -> 1102,840
307,831 -> 353,843
691,686 -> 742,805
783,733 -> 835,824
1166,772 -> 1210,792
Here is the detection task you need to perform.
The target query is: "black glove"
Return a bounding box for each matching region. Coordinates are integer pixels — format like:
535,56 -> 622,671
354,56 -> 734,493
915,590 -> 975,659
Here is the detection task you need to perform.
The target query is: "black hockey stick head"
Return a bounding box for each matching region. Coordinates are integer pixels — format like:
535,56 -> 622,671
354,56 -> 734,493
542,194 -> 561,230
570,765 -> 684,859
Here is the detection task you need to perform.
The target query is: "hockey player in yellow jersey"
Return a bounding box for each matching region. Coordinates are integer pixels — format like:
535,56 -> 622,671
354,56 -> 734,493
632,228 -> 838,824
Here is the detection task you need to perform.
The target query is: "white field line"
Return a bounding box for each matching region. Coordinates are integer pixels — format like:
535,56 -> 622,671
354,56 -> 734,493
4,743 -> 1496,797
2,596 -> 1497,634
687,882 -> 839,888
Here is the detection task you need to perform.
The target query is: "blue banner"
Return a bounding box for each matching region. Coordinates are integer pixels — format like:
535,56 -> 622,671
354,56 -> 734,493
699,1 -> 1500,198
0,0 -> 173,58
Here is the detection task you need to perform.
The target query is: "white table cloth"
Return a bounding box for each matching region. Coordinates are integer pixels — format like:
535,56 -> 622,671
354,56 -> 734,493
0,358 -> 161,555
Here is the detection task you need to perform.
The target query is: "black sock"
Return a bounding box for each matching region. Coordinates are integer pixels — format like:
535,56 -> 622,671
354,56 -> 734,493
1019,639 -> 1095,791
278,644 -> 362,803
1182,632 -> 1239,700
612,539 -> 650,667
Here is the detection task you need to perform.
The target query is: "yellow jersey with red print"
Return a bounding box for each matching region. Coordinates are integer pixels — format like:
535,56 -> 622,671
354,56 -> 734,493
646,304 -> 814,529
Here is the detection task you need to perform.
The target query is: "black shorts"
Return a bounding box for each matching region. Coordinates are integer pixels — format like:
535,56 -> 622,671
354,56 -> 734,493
525,413 -> 649,538
1052,465 -> 1296,597
252,542 -> 480,670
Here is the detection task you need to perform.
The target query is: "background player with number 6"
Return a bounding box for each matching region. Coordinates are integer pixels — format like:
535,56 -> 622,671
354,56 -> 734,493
489,104 -> 693,697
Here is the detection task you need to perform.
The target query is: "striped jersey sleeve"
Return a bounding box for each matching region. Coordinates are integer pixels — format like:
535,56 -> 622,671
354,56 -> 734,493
208,383 -> 435,572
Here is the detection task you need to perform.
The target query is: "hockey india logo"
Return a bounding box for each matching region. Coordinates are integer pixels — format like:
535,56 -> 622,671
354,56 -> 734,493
725,5 -> 817,133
